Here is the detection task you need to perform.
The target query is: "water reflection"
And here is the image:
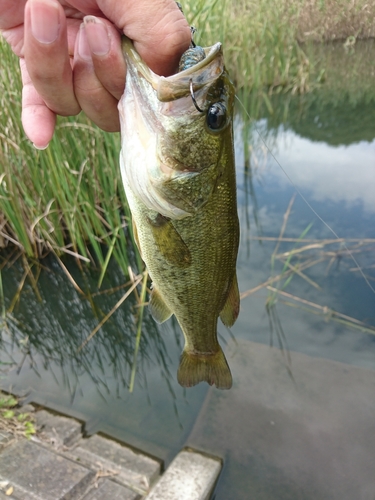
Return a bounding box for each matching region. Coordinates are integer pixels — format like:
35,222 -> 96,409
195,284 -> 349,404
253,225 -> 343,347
1,72 -> 375,498
0,256 -> 208,461
188,340 -> 375,500
256,130 -> 375,212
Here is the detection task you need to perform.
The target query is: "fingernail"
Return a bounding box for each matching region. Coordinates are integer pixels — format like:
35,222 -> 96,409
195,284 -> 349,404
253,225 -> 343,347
33,143 -> 49,150
83,16 -> 111,56
30,0 -> 60,44
77,24 -> 92,60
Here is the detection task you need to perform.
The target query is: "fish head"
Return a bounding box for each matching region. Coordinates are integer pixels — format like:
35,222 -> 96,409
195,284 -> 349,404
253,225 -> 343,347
119,37 -> 235,219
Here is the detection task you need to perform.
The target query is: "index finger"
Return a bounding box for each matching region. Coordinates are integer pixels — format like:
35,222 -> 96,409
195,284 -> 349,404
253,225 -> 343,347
0,0 -> 27,29
96,0 -> 191,76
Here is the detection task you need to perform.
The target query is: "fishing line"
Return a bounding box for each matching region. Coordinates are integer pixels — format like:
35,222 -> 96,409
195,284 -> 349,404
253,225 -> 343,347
235,95 -> 375,295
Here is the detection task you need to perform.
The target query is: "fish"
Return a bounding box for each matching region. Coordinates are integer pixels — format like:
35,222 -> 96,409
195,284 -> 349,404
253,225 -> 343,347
118,36 -> 240,389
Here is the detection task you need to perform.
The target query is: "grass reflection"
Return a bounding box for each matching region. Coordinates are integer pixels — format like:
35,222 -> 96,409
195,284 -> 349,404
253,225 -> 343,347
241,194 -> 375,336
0,254 -> 178,399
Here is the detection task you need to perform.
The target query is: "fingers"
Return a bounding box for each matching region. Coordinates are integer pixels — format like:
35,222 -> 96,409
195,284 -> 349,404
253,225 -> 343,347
72,17 -> 124,132
130,1 -> 191,76
95,0 -> 192,76
3,0 -> 191,146
0,0 -> 27,30
20,59 -> 56,149
83,16 -> 126,101
23,0 -> 81,118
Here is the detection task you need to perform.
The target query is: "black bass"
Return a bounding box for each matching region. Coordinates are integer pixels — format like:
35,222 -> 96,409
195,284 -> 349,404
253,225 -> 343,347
119,37 -> 239,389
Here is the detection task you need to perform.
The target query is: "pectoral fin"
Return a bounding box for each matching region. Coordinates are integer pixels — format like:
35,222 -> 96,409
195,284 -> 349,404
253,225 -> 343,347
149,286 -> 172,324
147,213 -> 191,267
219,273 -> 240,327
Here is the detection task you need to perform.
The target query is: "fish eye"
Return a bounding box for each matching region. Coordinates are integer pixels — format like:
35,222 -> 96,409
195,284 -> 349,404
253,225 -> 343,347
206,102 -> 226,131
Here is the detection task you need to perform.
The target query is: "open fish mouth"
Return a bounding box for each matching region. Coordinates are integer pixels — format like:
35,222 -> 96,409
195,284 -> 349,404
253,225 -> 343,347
121,37 -> 224,105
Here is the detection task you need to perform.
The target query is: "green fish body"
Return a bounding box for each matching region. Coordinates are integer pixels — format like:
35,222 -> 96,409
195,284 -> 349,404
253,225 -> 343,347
119,37 -> 239,389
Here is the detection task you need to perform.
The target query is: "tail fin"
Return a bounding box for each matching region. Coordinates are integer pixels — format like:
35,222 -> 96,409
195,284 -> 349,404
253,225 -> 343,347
177,347 -> 232,390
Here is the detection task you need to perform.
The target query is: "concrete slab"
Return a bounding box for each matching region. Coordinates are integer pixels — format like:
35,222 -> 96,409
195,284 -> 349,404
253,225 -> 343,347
0,493 -> 13,500
145,450 -> 221,500
81,479 -> 140,500
0,481 -> 13,499
35,409 -> 82,449
187,340 -> 375,500
71,434 -> 160,494
0,439 -> 95,499
0,431 -> 13,451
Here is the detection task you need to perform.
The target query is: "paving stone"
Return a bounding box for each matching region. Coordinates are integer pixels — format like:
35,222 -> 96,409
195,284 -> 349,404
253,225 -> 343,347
16,404 -> 35,414
71,435 -> 160,494
0,481 -> 14,499
0,431 -> 13,451
0,439 -> 95,500
35,410 -> 82,449
145,450 -> 221,500
81,479 -> 140,500
0,492 -> 13,499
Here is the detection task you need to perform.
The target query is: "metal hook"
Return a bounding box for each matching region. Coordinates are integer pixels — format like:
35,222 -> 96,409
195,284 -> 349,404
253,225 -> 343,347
189,79 -> 204,113
190,27 -> 197,48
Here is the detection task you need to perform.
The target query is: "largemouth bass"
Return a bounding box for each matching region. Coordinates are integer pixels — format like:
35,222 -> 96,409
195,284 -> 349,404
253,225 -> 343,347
119,36 -> 239,389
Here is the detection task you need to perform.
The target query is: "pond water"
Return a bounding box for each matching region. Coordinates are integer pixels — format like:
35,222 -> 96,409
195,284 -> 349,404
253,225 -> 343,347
1,70 -> 375,497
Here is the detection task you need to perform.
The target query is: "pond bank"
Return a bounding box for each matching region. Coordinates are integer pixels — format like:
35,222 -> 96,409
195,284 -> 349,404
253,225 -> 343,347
0,403 -> 221,500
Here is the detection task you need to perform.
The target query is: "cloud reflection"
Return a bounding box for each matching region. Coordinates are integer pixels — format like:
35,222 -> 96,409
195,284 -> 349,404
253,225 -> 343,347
266,129 -> 375,213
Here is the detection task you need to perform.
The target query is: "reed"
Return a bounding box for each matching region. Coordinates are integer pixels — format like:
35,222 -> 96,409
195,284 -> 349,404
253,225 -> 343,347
185,0 -> 311,94
0,38 -> 138,278
185,0 -> 375,99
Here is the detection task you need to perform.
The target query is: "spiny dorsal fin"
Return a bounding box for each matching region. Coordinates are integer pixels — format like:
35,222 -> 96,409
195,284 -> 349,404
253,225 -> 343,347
219,273 -> 240,327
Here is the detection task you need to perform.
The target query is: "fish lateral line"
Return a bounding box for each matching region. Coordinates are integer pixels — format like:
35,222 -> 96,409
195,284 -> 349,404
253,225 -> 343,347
235,94 -> 375,296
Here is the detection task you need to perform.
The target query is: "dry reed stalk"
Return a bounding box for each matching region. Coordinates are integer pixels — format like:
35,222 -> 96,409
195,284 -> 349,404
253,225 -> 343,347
77,274 -> 143,352
297,0 -> 375,41
267,286 -> 375,334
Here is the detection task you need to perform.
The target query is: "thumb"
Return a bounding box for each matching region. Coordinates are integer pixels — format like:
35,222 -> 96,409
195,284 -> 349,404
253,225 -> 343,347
97,0 -> 191,76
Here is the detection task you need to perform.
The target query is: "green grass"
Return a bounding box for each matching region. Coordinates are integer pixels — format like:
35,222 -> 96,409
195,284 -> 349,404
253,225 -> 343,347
0,38 -> 139,278
0,392 -> 36,439
185,0 -> 311,94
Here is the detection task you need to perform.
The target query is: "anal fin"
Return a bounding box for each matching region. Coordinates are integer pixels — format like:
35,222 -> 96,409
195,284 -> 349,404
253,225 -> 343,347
149,286 -> 172,324
219,273 -> 240,327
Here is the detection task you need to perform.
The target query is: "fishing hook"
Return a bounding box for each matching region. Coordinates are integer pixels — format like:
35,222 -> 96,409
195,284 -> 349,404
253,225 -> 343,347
189,79 -> 204,113
190,26 -> 197,48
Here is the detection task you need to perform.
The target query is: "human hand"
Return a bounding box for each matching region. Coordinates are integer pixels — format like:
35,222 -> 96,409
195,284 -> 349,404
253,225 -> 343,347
0,0 -> 191,148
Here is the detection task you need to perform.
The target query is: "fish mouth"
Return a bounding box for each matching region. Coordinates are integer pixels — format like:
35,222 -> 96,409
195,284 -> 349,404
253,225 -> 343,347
121,37 -> 224,102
